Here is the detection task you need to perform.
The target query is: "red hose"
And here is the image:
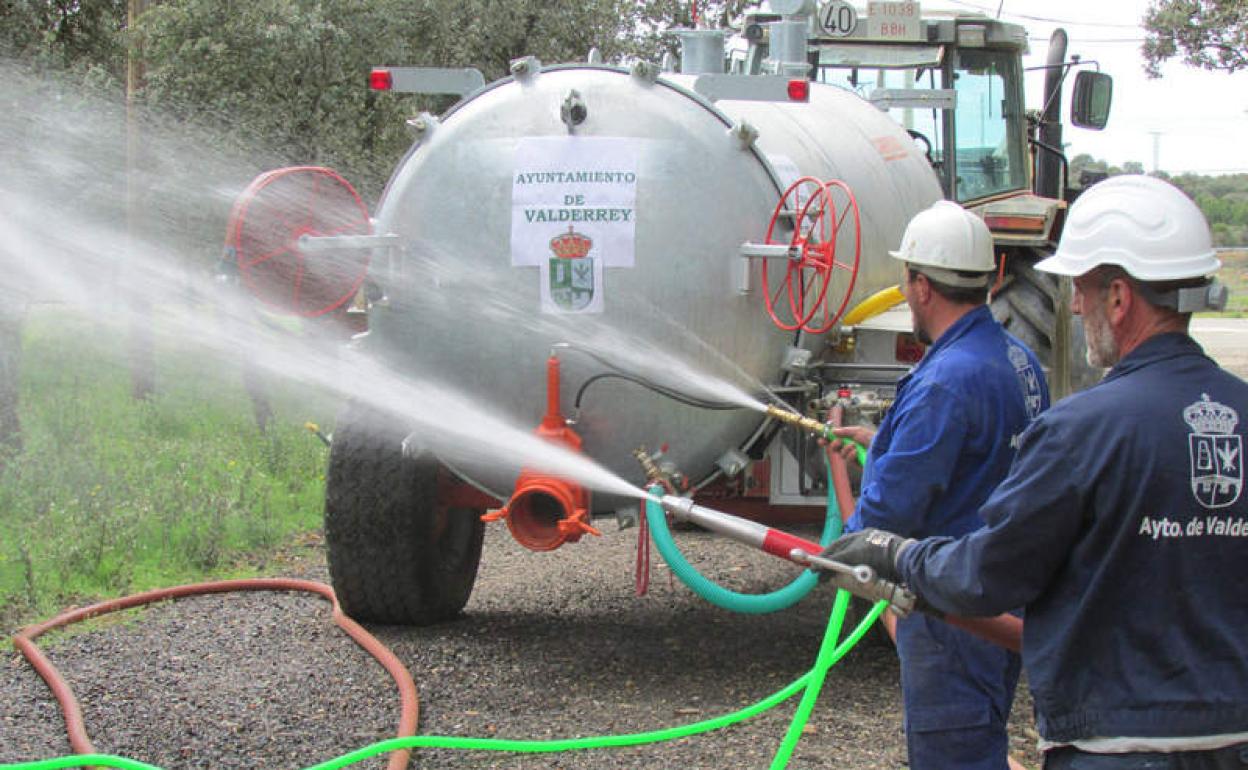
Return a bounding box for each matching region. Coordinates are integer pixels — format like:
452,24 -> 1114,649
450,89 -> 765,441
11,578 -> 418,770
635,498 -> 651,596
825,404 -> 857,526
827,405 -> 898,639
822,408 -> 1023,648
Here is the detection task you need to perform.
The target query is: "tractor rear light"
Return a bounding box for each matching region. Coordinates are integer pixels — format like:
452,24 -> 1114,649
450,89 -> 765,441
895,333 -> 925,364
984,213 -> 1047,234
787,79 -> 810,101
369,68 -> 393,91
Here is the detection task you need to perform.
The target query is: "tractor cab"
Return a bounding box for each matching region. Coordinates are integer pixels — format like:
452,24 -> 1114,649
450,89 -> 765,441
729,4 -> 1112,206
727,1 -> 1114,397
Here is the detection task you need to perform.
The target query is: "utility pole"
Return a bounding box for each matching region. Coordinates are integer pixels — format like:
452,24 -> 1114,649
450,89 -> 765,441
1148,130 -> 1163,174
0,303 -> 24,469
127,0 -> 155,399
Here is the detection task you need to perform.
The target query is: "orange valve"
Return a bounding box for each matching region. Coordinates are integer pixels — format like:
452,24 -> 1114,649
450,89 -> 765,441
483,354 -> 599,551
489,474 -> 598,551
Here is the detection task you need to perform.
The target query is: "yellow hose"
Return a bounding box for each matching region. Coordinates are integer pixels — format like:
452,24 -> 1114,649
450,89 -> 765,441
841,285 -> 905,326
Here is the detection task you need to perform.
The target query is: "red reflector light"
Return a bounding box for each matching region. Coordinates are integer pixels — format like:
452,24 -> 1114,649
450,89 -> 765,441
983,214 -> 1047,234
369,68 -> 393,91
837,388 -> 852,399
787,79 -> 810,101
895,333 -> 926,364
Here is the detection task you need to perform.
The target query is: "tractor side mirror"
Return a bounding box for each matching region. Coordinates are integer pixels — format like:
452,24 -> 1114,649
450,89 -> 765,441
1071,71 -> 1112,130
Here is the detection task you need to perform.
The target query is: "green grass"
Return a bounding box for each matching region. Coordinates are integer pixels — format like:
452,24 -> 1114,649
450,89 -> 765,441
0,307 -> 340,631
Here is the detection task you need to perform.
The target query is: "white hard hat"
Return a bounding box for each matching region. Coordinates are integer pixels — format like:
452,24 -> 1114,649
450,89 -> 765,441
890,201 -> 995,287
1036,175 -> 1220,281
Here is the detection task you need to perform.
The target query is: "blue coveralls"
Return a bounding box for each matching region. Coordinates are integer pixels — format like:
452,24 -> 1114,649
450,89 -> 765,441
846,304 -> 1049,770
901,334 -> 1248,765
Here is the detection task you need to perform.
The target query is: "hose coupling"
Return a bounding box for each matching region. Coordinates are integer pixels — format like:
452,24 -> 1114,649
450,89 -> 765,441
633,446 -> 663,485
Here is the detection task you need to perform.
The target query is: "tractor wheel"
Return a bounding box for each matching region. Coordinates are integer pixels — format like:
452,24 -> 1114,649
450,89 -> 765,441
990,254 -> 1101,398
324,402 -> 485,625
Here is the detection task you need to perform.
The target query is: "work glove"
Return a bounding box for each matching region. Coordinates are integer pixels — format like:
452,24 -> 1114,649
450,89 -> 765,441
819,528 -> 915,585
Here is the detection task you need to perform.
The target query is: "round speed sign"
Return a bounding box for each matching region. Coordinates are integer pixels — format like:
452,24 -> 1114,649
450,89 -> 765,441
819,0 -> 858,37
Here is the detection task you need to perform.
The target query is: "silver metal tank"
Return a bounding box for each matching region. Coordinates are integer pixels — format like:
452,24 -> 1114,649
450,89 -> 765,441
369,64 -> 941,506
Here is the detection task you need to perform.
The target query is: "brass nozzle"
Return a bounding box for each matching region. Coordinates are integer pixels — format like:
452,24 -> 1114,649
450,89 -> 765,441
765,404 -> 832,440
632,446 -> 664,486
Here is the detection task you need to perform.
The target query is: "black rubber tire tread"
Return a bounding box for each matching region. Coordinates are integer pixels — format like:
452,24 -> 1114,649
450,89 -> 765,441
990,255 -> 1100,393
324,401 -> 485,625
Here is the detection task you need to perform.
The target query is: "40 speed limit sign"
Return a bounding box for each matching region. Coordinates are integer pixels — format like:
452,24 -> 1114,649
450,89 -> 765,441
819,0 -> 858,37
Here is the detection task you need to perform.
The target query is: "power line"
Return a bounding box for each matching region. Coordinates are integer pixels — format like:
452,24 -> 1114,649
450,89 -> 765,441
942,0 -> 1142,29
1026,35 -> 1146,43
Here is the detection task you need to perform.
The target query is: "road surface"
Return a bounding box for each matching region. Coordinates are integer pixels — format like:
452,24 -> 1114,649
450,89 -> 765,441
1191,317 -> 1248,379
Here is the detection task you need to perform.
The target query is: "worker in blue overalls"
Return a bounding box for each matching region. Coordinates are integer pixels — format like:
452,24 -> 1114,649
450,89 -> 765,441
828,200 -> 1049,769
823,176 -> 1248,769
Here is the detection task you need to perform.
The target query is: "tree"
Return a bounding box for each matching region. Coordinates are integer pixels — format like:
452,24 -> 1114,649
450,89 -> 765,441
1142,0 -> 1248,77
1067,155 -> 1248,246
133,0 -> 685,200
0,0 -> 128,82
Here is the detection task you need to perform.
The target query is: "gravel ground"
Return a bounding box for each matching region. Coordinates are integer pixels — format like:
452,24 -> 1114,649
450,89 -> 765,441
2,316 -> 1238,769
1,523 -> 1043,769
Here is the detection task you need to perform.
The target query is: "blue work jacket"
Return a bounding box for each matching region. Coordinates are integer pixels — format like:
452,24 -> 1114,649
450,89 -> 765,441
846,304 -> 1049,539
901,333 -> 1248,743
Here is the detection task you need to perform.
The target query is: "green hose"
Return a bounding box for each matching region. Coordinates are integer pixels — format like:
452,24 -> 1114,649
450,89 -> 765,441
2,599 -> 888,770
4,475 -> 889,770
643,471 -> 842,613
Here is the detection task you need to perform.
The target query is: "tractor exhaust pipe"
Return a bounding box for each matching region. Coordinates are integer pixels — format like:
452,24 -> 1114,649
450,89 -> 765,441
482,353 -> 600,551
1036,29 -> 1069,200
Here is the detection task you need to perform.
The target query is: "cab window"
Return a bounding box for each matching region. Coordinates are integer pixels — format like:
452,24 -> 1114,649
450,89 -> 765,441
952,49 -> 1027,201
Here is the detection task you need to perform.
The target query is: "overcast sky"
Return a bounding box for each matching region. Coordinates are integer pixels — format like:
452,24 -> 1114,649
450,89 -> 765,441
922,0 -> 1248,175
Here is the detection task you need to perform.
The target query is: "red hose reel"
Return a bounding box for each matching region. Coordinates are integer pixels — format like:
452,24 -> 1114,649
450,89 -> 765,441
760,177 -> 862,333
225,166 -> 373,317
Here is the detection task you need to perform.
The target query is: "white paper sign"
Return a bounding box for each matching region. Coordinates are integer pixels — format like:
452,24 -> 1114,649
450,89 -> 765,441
511,137 -> 639,314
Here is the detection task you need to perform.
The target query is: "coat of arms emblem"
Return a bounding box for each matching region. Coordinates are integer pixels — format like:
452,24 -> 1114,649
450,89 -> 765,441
1008,344 -> 1043,419
548,226 -> 594,312
1184,393 -> 1242,509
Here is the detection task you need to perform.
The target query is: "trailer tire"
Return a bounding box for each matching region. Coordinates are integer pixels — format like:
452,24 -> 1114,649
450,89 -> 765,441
990,255 -> 1101,396
324,402 -> 484,625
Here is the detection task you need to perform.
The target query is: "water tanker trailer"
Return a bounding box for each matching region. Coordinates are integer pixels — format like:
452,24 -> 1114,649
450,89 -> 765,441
226,4 -> 1112,624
